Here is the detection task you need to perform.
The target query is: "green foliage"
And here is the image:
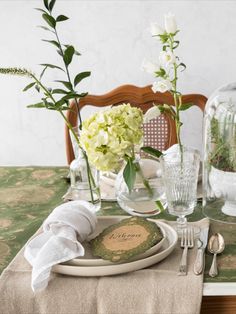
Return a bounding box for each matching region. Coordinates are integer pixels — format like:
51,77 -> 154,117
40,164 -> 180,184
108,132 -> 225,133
141,147 -> 163,159
40,63 -> 64,72
178,62 -> 186,71
155,200 -> 165,212
43,0 -> 49,10
52,88 -> 68,94
172,40 -> 179,49
123,157 -> 136,192
42,39 -> 60,48
63,44 -> 81,56
35,8 -> 48,14
23,82 -> 36,92
27,102 -> 45,108
56,15 -> 69,22
179,102 -> 193,111
0,0 -> 98,202
55,80 -> 73,90
158,33 -> 169,44
39,66 -> 48,80
0,0 -> 90,122
49,0 -> 56,11
209,117 -> 236,172
155,68 -> 166,78
63,45 -> 75,66
42,13 -> 56,28
74,72 -> 91,87
37,25 -> 53,33
157,104 -> 176,120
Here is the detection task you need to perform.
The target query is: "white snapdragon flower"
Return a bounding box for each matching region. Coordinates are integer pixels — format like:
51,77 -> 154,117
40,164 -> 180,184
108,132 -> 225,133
152,79 -> 172,93
159,50 -> 176,67
143,106 -> 161,123
141,59 -> 160,74
164,12 -> 177,34
150,23 -> 165,36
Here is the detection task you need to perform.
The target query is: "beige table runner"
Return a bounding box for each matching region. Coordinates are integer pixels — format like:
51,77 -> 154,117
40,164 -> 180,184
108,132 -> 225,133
0,219 -> 208,314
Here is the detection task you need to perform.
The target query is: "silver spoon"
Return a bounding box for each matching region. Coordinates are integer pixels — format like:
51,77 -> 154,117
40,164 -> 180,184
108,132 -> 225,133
208,233 -> 225,277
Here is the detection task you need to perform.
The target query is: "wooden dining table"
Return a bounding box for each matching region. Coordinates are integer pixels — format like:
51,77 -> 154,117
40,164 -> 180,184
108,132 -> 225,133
0,166 -> 236,313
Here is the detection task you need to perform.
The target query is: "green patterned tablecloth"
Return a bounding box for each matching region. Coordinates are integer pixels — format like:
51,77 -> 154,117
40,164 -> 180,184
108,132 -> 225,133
0,167 -> 236,284
0,167 -> 68,273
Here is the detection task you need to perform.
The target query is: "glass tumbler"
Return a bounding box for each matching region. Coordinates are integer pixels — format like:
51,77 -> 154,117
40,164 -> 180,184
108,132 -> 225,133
160,147 -> 200,231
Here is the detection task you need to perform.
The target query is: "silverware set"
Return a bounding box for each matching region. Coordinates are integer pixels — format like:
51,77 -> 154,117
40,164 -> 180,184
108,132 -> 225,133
178,227 -> 225,277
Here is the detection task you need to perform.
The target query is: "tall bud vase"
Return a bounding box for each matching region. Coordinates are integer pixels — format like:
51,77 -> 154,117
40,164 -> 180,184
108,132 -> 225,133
69,127 -> 101,212
70,148 -> 101,212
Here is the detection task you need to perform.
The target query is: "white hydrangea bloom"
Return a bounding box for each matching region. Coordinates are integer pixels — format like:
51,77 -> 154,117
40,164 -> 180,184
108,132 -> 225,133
80,104 -> 143,171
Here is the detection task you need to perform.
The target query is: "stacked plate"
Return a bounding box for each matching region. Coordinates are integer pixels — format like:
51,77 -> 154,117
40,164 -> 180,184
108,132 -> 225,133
52,216 -> 178,277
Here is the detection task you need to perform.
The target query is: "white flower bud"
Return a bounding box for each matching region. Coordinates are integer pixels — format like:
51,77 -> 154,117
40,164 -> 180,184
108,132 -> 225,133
150,23 -> 165,36
141,59 -> 160,74
164,12 -> 177,34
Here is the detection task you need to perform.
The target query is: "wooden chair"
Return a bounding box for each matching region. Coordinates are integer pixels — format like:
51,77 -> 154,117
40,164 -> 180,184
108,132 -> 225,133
65,85 -> 207,164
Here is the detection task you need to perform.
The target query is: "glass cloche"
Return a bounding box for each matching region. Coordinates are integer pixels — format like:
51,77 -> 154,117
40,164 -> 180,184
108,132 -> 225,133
203,83 -> 236,223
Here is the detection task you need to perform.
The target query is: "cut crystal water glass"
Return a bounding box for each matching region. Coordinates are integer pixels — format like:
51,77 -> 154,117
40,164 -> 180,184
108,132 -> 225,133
160,146 -> 200,232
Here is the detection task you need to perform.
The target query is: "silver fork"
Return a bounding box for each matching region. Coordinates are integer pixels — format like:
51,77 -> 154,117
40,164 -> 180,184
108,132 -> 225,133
178,227 -> 194,276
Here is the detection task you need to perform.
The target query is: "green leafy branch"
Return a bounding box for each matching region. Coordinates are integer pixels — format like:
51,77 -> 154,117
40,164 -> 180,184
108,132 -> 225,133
154,30 -> 189,153
32,0 -> 91,125
143,24 -> 192,162
0,0 -> 97,203
122,145 -> 163,195
209,117 -> 236,172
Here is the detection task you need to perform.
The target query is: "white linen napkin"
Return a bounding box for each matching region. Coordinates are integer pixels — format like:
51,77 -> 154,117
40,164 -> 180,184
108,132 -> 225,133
24,200 -> 97,292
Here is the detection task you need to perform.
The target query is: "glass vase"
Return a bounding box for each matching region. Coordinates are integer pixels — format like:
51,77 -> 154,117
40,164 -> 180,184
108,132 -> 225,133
203,83 -> 236,222
69,148 -> 101,212
115,157 -> 165,217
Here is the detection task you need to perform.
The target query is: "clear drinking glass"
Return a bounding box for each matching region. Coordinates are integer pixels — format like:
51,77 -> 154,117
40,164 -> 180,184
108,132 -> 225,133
160,147 -> 200,231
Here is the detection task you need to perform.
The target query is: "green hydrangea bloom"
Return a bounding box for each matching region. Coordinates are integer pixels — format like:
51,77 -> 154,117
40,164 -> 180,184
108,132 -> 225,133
80,104 -> 143,171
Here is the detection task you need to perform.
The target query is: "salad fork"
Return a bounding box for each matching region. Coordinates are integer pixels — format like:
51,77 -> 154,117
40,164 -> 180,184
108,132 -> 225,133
178,228 -> 194,276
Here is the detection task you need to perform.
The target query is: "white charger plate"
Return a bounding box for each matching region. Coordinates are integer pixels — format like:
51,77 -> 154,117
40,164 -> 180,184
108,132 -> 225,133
52,216 -> 178,277
64,216 -> 166,266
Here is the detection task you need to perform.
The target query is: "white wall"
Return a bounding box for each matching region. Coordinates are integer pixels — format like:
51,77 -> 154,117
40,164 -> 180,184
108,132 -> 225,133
0,0 -> 235,166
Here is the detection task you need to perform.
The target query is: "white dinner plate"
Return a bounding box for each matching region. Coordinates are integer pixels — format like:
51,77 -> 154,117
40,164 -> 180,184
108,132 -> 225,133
64,216 -> 166,266
52,216 -> 178,277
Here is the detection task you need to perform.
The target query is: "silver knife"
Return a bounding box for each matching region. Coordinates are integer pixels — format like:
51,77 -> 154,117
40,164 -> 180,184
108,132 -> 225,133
193,227 -> 209,275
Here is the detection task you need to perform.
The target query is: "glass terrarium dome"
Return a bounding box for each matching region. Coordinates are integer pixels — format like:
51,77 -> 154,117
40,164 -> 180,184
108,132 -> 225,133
203,83 -> 236,223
